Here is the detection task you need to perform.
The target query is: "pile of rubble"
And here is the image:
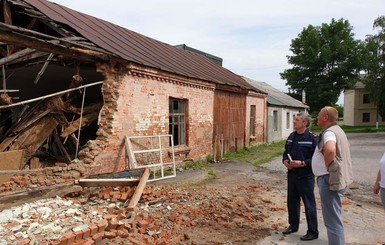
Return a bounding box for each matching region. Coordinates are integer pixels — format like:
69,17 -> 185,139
0,182 -> 288,244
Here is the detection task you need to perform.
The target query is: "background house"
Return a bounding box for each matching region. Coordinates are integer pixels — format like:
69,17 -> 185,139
243,78 -> 308,143
344,81 -> 385,126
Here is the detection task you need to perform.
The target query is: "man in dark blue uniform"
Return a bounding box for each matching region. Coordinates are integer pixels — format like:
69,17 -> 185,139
282,112 -> 318,241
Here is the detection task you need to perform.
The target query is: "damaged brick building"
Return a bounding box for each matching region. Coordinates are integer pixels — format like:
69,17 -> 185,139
0,0 -> 267,186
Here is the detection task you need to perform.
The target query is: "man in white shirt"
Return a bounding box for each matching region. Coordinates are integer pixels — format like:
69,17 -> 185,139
312,106 -> 353,245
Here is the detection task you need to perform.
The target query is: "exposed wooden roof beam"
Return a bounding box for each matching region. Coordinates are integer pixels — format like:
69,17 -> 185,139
0,24 -> 111,62
3,0 -> 12,25
0,48 -> 36,66
26,17 -> 39,30
0,22 -> 112,56
3,0 -> 14,55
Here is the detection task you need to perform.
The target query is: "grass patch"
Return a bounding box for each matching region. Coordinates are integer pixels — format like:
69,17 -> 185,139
341,125 -> 385,133
184,161 -> 206,170
224,141 -> 285,167
183,160 -> 217,186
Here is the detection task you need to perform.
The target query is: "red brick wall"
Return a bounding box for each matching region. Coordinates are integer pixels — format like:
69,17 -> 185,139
86,65 -> 215,174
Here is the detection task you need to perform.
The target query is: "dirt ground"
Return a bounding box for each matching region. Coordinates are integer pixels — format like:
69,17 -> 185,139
108,132 -> 385,244
151,160 -> 291,244
153,155 -> 384,245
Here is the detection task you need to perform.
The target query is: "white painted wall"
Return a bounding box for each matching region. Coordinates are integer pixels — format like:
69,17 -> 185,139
266,106 -> 306,143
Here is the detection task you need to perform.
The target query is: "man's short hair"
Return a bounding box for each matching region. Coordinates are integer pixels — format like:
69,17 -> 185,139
323,106 -> 338,123
297,111 -> 311,127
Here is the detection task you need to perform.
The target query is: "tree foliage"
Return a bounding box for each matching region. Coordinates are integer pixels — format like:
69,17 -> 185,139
362,16 -> 385,119
280,18 -> 362,113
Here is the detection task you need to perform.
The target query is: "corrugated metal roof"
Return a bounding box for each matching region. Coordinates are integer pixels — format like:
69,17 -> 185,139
22,0 -> 254,90
243,77 -> 308,109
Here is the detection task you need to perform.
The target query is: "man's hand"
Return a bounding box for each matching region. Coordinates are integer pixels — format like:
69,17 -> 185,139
283,159 -> 294,170
373,182 -> 380,194
284,160 -> 304,169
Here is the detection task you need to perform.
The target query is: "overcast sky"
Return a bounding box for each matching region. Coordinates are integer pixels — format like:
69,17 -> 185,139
49,0 -> 383,103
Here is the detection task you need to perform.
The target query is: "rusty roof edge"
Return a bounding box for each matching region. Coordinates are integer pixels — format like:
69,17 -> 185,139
22,0 -> 255,92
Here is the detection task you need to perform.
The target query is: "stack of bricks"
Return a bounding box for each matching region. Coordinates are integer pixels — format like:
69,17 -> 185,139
94,186 -> 134,202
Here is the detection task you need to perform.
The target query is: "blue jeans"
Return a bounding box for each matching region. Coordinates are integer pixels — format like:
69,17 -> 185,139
317,174 -> 345,245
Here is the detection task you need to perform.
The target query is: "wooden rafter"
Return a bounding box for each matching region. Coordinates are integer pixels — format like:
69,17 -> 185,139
0,48 -> 36,66
26,17 -> 39,30
0,22 -> 113,62
3,0 -> 14,55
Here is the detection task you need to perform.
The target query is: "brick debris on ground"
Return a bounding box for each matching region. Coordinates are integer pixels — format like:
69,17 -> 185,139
0,180 -> 288,244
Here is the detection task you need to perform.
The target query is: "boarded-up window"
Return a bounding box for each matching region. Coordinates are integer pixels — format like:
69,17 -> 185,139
250,105 -> 256,136
169,98 -> 186,146
273,110 -> 278,131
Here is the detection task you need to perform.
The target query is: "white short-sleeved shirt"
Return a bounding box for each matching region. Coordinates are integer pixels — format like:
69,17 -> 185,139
311,131 -> 337,177
380,152 -> 385,188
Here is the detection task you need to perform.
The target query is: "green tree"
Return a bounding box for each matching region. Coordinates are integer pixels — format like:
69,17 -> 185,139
362,16 -> 385,119
281,18 -> 362,113
334,105 -> 344,118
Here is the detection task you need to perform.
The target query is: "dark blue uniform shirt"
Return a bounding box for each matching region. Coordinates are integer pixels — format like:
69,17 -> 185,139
283,128 -> 317,176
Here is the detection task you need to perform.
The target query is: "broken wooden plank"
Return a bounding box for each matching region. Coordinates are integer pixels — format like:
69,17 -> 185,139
127,168 -> 150,210
9,116 -> 58,163
0,129 -> 17,152
0,48 -> 36,66
0,23 -> 110,62
3,0 -> 14,56
86,168 -> 145,179
74,168 -> 146,187
33,53 -> 54,84
61,111 -> 99,138
0,150 -> 24,184
0,169 -> 43,174
29,157 -> 42,169
74,178 -> 139,187
53,130 -> 72,162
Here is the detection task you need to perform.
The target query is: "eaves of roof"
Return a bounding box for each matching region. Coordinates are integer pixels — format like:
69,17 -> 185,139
242,77 -> 308,109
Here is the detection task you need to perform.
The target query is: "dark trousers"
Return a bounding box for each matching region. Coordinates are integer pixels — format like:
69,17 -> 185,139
287,172 -> 318,236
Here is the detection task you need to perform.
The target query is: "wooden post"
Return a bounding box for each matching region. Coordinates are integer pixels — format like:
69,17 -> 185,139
127,168 -> 150,210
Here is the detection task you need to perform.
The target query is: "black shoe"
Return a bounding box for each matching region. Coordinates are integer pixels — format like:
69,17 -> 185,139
282,226 -> 298,235
300,234 -> 318,241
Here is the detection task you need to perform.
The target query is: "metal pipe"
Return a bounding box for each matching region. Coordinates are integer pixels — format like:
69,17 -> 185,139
0,81 -> 103,109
